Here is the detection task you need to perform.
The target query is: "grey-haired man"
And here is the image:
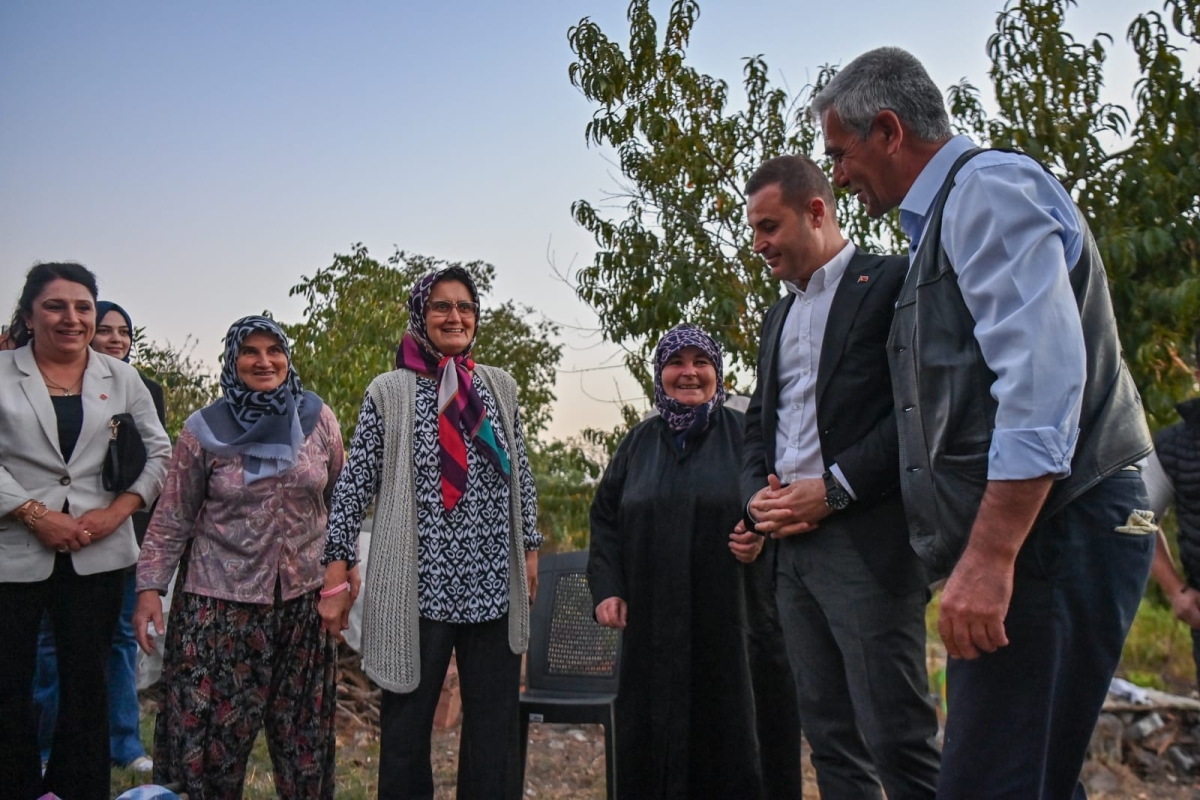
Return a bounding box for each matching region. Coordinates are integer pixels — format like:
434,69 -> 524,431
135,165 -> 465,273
814,46 -> 1154,800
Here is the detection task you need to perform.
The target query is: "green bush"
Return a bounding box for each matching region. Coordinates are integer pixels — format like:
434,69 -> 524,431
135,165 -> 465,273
1121,598 -> 1195,690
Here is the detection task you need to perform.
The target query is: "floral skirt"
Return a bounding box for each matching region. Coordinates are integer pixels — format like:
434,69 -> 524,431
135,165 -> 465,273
152,590 -> 337,800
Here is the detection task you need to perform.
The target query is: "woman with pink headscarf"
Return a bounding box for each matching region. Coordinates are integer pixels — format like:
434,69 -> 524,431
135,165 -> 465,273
320,266 -> 541,800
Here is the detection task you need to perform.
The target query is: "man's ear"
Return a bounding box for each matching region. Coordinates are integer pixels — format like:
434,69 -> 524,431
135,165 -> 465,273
875,109 -> 905,155
809,196 -> 828,228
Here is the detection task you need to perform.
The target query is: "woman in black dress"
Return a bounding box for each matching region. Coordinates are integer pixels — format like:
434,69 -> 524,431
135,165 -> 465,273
588,324 -> 768,800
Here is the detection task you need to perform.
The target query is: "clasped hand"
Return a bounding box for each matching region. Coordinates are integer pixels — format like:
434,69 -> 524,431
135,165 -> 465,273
33,510 -> 93,553
748,474 -> 832,538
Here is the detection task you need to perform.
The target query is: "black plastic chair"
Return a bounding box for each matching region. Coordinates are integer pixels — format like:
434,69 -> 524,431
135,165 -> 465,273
519,549 -> 621,800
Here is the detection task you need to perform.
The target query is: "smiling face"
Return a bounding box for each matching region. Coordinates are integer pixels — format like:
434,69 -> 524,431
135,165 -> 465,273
235,331 -> 290,392
425,279 -> 477,357
92,310 -> 132,360
822,109 -> 898,218
23,278 -> 96,359
661,345 -> 717,407
747,183 -> 824,285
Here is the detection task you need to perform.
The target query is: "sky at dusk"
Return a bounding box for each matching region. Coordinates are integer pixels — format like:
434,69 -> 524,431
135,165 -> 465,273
1,0 -> 1150,439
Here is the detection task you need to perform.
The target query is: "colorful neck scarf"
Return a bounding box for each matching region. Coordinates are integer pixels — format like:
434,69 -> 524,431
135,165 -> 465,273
94,301 -> 134,362
186,315 -> 323,484
653,324 -> 727,451
394,267 -> 510,510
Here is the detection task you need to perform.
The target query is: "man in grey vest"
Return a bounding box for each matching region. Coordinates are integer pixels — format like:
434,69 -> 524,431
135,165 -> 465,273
813,47 -> 1155,799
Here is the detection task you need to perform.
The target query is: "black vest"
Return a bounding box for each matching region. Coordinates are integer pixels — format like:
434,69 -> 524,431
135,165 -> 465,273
888,148 -> 1152,579
1156,398 -> 1200,583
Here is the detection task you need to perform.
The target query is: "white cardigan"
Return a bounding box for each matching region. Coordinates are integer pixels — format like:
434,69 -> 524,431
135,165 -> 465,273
0,346 -> 172,580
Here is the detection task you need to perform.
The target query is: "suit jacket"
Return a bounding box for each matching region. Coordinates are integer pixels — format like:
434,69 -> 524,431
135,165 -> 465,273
0,346 -> 172,580
741,249 -> 927,596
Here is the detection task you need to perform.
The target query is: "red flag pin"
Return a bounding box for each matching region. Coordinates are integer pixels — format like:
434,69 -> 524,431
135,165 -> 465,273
857,275 -> 869,283
99,393 -> 108,400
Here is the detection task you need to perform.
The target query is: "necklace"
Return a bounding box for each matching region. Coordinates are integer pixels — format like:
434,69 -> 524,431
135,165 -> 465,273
37,365 -> 82,396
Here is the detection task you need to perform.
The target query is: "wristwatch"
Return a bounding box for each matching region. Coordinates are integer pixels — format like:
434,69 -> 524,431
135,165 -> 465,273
822,470 -> 852,511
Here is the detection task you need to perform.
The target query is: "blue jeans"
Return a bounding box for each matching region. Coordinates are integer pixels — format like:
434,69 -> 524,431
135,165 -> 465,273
34,570 -> 146,766
936,469 -> 1154,800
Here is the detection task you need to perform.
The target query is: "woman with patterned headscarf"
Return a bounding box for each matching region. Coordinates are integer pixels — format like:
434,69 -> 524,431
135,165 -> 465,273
131,315 -> 346,800
587,324 -> 770,799
320,267 -> 541,800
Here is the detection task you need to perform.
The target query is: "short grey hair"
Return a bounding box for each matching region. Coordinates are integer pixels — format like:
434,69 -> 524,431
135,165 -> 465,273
811,47 -> 952,142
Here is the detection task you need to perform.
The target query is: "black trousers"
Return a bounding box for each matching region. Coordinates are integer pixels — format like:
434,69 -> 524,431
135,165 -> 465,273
0,554 -> 125,800
379,615 -> 522,800
775,524 -> 940,800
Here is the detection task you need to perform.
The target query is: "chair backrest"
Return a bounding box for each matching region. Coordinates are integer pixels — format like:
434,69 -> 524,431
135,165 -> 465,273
525,549 -> 622,695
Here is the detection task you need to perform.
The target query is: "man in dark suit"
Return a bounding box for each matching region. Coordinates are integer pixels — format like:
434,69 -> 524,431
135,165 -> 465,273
738,155 -> 940,799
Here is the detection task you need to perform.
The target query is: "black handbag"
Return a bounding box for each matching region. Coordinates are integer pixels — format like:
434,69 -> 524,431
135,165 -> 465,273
102,413 -> 147,494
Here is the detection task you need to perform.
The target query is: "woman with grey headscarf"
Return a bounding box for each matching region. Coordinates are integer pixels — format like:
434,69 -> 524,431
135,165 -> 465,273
133,315 -> 345,800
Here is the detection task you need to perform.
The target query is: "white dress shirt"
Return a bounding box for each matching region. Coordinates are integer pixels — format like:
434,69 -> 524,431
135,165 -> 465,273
774,240 -> 856,495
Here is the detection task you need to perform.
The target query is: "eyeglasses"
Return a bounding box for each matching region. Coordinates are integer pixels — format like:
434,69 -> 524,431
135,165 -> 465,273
427,300 -> 479,318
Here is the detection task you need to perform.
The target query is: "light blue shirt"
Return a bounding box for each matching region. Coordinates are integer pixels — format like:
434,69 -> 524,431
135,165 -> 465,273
898,135 -> 1086,481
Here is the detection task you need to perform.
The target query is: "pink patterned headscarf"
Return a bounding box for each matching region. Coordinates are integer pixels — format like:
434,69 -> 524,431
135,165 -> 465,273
394,267 -> 510,510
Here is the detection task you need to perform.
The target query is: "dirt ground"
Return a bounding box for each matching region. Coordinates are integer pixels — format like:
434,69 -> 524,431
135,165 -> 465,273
429,722 -> 1200,799
431,722 -> 821,799
1082,761 -> 1200,800
116,704 -> 1200,798
125,658 -> 1200,799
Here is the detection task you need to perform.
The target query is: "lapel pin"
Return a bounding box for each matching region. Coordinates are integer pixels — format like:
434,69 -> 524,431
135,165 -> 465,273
99,393 -> 108,400
857,275 -> 869,283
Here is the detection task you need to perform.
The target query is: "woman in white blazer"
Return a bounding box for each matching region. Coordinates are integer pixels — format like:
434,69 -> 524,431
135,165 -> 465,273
0,262 -> 171,800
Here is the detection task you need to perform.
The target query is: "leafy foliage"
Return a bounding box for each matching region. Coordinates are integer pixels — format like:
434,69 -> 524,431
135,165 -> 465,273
1120,598 -> 1197,689
950,0 -> 1200,426
475,302 -> 561,443
529,438 -> 605,550
133,333 -> 219,440
568,0 -> 1200,424
567,0 -> 899,392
